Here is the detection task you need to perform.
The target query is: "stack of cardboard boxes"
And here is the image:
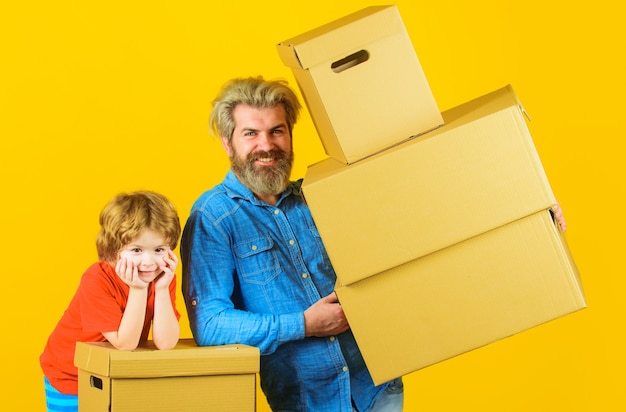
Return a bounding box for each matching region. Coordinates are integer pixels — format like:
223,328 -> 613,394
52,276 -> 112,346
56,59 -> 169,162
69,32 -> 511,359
278,5 -> 586,385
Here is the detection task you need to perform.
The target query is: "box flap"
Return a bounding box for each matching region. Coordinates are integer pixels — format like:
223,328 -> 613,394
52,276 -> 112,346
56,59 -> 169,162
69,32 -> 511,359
439,84 -> 527,128
74,341 -> 112,377
75,339 -> 260,378
277,5 -> 405,69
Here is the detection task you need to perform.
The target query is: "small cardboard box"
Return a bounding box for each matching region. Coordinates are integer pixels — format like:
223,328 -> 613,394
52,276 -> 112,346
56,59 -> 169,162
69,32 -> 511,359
74,339 -> 259,412
336,209 -> 585,385
277,5 -> 443,164
303,85 -> 555,286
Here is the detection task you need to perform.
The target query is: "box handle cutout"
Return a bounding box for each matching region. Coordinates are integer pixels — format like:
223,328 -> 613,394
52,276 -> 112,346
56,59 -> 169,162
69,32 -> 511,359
331,50 -> 369,73
90,375 -> 103,390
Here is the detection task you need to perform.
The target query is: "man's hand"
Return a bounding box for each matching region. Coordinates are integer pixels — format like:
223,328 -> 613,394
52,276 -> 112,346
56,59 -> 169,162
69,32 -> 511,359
552,203 -> 567,232
304,292 -> 349,337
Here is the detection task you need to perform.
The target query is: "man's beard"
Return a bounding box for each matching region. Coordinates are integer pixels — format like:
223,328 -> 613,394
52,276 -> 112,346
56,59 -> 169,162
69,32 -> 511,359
230,148 -> 294,196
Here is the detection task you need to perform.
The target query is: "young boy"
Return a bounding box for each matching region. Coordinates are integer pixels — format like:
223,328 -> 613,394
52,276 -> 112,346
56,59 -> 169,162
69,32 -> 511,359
40,191 -> 182,412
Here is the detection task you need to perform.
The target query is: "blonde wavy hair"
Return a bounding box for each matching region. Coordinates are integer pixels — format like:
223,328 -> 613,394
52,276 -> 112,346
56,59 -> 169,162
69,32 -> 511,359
209,76 -> 302,142
96,191 -> 181,263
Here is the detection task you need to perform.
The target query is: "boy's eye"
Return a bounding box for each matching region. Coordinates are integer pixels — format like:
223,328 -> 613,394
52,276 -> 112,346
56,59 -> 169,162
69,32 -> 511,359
155,247 -> 166,253
131,248 -> 142,253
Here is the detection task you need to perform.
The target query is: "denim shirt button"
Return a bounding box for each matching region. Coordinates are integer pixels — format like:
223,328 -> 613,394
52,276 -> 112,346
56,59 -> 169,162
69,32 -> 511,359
289,239 -> 295,245
342,366 -> 349,372
301,273 -> 308,279
329,336 -> 335,342
274,209 -> 280,215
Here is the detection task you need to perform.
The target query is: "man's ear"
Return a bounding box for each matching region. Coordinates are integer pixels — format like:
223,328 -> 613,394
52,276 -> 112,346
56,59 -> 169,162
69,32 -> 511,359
220,135 -> 233,157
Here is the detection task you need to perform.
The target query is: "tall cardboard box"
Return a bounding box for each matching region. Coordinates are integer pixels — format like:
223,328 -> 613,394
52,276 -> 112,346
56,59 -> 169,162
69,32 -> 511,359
277,5 -> 443,164
303,85 -> 556,285
74,339 -> 259,411
335,210 -> 585,384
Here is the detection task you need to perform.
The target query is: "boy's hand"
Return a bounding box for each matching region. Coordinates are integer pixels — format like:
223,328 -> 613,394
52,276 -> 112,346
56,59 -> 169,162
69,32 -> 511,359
154,250 -> 178,290
115,258 -> 149,289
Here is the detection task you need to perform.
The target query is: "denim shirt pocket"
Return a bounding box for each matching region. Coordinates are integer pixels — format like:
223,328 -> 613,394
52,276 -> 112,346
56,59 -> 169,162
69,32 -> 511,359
233,236 -> 281,285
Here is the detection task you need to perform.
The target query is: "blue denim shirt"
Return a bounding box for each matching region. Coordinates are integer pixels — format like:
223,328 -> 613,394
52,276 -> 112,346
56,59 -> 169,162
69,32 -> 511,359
181,170 -> 388,411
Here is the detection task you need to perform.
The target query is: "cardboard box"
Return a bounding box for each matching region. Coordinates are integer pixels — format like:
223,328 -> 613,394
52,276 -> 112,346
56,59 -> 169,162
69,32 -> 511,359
74,339 -> 259,411
303,85 -> 556,286
277,5 -> 443,164
336,210 -> 585,385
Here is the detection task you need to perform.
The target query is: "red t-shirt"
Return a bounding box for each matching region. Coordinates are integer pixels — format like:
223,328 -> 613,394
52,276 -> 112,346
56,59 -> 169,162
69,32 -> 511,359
40,261 -> 180,394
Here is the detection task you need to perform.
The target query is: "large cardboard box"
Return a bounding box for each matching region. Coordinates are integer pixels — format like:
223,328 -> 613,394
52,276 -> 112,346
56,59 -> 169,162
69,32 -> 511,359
303,85 -> 556,286
74,339 -> 259,411
336,210 -> 585,385
277,5 -> 443,164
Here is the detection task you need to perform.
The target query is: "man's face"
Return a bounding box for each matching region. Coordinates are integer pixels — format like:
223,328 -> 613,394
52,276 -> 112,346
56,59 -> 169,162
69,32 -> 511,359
222,104 -> 294,197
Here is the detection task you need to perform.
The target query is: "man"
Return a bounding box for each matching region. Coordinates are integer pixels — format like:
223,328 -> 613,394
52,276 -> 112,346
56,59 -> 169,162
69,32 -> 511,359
181,76 -> 403,411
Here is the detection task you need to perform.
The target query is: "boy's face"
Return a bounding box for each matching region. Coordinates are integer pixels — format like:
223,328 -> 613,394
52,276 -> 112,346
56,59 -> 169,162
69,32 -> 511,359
118,228 -> 171,283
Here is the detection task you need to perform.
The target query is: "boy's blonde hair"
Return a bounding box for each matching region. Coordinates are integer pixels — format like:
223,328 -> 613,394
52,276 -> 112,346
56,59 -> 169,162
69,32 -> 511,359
209,76 -> 302,142
96,191 -> 181,263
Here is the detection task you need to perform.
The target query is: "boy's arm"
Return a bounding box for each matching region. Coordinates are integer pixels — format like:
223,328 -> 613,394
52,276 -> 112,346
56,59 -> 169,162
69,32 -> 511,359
151,286 -> 180,349
102,257 -> 152,350
151,250 -> 180,350
102,286 -> 148,350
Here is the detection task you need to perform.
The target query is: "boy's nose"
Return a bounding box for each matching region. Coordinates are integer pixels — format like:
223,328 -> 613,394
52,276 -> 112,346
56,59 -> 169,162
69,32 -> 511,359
141,255 -> 161,268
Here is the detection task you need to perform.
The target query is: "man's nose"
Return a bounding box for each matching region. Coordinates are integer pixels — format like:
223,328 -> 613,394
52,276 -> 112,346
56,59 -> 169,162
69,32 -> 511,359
256,132 -> 274,150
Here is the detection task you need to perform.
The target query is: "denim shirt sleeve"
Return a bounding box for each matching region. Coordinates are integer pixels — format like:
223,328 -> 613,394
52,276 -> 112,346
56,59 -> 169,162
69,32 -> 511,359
181,190 -> 305,355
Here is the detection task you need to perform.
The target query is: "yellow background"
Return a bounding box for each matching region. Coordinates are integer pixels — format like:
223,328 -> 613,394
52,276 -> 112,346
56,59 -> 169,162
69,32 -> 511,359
1,0 -> 622,410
